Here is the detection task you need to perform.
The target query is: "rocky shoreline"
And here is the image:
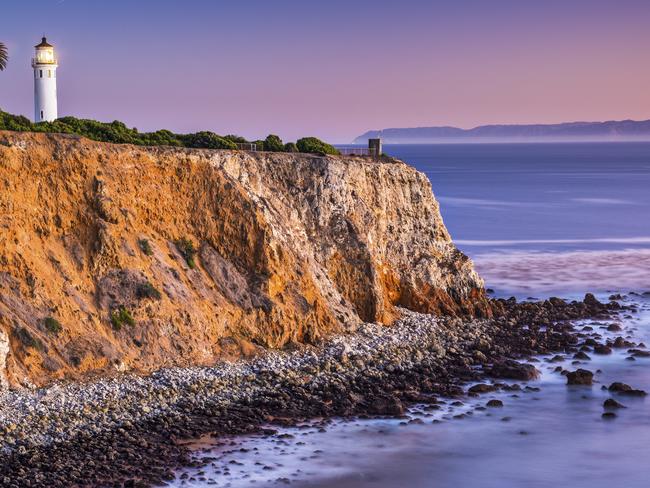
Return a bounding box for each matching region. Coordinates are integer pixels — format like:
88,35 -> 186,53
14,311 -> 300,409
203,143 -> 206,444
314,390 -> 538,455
0,294 -> 628,487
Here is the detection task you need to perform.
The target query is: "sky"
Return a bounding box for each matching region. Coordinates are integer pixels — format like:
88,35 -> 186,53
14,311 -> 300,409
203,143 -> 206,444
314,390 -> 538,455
1,0 -> 649,142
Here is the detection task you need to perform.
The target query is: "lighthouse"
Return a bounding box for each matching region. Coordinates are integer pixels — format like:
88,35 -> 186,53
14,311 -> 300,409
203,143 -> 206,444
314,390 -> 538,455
32,37 -> 58,123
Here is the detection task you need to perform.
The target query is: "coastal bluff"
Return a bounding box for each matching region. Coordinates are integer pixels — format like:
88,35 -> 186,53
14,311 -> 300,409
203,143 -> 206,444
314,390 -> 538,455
0,131 -> 488,388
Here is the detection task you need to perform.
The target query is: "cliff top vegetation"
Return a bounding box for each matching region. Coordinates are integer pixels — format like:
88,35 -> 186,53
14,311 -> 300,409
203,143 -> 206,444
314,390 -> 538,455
0,109 -> 340,155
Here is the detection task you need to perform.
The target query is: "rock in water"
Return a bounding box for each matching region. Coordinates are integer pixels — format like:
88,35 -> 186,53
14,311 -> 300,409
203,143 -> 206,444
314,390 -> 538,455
608,382 -> 648,396
573,351 -> 591,361
488,360 -> 540,381
566,369 -> 594,386
468,384 -> 498,394
583,293 -> 603,308
486,399 -> 504,408
593,345 -> 613,355
603,399 -> 626,409
608,382 -> 632,392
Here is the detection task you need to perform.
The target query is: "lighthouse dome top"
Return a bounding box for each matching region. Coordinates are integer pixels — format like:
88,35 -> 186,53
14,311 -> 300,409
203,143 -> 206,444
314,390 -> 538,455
32,37 -> 57,66
35,37 -> 54,49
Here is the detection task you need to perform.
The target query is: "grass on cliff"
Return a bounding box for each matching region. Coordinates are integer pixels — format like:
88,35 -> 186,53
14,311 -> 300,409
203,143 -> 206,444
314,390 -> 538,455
136,281 -> 162,300
175,238 -> 197,269
111,306 -> 135,331
0,109 -> 340,155
43,317 -> 63,336
138,238 -> 154,256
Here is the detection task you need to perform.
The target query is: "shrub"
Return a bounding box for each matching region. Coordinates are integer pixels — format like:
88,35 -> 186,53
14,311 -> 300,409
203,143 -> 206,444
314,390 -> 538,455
110,306 -> 135,331
175,238 -> 197,269
223,134 -> 248,144
296,137 -> 340,155
263,134 -> 284,152
0,109 -> 339,156
44,316 -> 62,335
138,238 -> 153,256
136,281 -> 162,300
284,142 -> 299,153
179,131 -> 238,150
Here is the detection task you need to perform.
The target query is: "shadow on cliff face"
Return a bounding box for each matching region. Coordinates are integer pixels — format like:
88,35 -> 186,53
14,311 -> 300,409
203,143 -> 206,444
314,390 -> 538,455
0,131 -> 488,387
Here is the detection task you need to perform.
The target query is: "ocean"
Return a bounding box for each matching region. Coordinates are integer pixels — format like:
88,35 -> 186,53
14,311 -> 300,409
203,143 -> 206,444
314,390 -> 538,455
172,142 -> 650,488
390,142 -> 650,297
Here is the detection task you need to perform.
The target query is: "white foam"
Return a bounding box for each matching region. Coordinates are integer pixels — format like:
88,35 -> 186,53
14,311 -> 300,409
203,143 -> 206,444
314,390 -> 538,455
457,237 -> 650,246
571,197 -> 634,205
472,248 -> 650,293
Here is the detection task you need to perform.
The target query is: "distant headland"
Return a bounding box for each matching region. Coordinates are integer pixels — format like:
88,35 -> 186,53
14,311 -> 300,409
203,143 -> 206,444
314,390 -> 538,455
354,119 -> 650,144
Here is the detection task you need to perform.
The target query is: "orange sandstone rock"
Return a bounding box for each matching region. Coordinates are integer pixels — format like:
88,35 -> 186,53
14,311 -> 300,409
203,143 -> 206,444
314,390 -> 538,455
0,131 -> 488,387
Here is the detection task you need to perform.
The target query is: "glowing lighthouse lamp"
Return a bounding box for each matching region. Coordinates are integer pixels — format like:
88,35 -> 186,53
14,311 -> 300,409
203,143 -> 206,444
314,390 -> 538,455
32,37 -> 58,123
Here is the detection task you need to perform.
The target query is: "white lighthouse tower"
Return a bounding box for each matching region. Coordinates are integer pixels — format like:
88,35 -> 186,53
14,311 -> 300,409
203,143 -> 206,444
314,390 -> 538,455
32,37 -> 58,123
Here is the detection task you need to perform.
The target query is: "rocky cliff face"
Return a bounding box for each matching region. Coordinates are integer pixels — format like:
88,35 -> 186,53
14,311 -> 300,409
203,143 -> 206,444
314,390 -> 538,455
0,131 -> 488,388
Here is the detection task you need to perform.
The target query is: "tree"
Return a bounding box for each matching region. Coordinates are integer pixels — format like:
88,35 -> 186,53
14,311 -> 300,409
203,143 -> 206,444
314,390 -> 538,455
263,134 -> 284,152
296,137 -> 340,155
0,42 -> 8,71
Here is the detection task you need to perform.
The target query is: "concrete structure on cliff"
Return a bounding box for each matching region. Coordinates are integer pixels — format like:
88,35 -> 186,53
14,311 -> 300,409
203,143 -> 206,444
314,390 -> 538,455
32,37 -> 58,122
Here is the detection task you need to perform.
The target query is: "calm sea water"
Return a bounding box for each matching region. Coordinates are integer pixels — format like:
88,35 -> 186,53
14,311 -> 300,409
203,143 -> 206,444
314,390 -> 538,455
389,142 -> 650,297
172,143 -> 650,487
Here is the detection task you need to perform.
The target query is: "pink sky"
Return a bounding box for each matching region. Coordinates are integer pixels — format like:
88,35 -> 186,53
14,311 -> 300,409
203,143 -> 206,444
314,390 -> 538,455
2,0 -> 649,142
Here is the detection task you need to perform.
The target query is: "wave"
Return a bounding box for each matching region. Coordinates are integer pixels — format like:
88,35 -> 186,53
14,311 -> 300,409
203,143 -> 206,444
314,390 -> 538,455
456,237 -> 650,246
571,197 -> 634,205
471,248 -> 650,294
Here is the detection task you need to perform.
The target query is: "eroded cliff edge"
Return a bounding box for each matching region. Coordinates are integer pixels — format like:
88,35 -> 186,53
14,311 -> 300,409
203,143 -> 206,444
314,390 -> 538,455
0,131 -> 488,387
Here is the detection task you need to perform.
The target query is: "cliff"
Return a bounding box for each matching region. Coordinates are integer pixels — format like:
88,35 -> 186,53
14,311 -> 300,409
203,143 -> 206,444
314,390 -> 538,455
0,131 -> 488,388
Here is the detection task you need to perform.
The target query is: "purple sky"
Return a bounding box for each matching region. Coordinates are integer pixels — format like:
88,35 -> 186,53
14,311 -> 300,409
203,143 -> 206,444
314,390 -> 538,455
2,0 -> 649,142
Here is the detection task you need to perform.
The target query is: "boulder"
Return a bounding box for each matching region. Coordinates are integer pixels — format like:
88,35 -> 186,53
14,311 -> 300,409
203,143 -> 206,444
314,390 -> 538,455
609,382 -> 648,397
603,399 -> 626,409
583,293 -> 603,308
566,369 -> 593,386
573,351 -> 591,361
486,399 -> 504,408
593,345 -> 612,355
488,360 -> 540,381
468,384 -> 498,394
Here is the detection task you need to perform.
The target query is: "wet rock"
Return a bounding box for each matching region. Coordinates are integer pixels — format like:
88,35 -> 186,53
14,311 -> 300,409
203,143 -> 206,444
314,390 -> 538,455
488,360 -> 540,381
602,412 -> 617,420
486,399 -> 503,408
583,293 -> 603,308
566,369 -> 593,386
608,382 -> 632,392
593,345 -> 612,355
365,395 -> 404,416
468,384 -> 498,394
573,351 -> 591,361
603,399 -> 626,409
611,337 -> 632,349
606,323 -> 623,332
630,349 -> 650,358
608,382 -> 648,397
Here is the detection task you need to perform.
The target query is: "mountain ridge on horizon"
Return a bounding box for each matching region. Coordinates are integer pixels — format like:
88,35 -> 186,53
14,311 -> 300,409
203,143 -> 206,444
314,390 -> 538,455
353,119 -> 650,144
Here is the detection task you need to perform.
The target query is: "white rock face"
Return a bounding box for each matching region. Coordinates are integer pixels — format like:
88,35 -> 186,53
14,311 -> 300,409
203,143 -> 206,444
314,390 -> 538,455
0,328 -> 9,389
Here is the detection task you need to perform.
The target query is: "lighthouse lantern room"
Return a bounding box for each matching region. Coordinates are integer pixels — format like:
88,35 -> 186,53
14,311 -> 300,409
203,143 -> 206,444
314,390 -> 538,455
32,37 -> 58,123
